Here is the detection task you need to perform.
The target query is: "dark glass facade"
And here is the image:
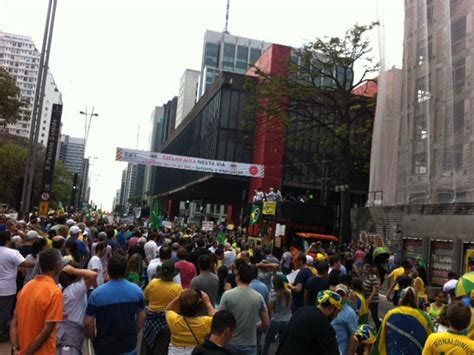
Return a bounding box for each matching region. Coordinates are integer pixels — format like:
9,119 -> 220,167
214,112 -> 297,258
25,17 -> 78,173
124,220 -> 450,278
154,72 -> 254,197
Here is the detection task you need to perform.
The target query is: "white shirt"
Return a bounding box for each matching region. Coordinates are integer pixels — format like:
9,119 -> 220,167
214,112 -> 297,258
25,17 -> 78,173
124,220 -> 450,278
62,279 -> 88,325
0,246 -> 25,296
144,240 -> 158,261
87,256 -> 104,286
147,258 -> 181,285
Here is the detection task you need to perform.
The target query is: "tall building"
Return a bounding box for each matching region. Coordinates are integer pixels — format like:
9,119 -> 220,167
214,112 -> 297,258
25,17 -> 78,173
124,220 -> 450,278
0,31 -> 62,145
394,0 -> 474,204
198,30 -> 271,97
163,97 -> 178,141
176,69 -> 200,128
59,135 -> 85,175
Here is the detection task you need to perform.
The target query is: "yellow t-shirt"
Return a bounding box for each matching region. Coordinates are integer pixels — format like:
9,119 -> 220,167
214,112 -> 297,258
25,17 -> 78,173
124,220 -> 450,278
422,332 -> 474,354
389,267 -> 405,291
144,279 -> 182,312
467,308 -> 474,340
166,310 -> 212,347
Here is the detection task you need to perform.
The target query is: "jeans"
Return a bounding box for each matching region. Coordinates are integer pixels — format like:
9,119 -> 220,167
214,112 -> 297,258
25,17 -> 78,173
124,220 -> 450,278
228,344 -> 258,355
263,320 -> 288,355
369,302 -> 381,330
0,295 -> 15,335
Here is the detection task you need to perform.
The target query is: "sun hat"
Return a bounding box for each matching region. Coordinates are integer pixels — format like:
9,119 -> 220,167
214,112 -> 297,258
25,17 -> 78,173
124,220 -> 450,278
157,260 -> 179,281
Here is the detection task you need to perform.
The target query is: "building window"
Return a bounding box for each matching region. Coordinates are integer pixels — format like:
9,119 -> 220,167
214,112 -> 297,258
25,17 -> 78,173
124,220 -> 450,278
413,152 -> 427,174
451,16 -> 466,42
249,48 -> 262,64
223,43 -> 235,70
204,42 -> 219,67
453,100 -> 464,131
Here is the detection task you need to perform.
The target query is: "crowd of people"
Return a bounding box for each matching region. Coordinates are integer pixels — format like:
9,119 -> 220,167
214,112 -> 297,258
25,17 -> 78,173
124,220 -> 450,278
1,212 -> 474,354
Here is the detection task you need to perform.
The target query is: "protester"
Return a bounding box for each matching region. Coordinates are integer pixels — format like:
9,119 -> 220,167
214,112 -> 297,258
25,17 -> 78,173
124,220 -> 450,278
422,302 -> 474,354
216,266 -> 233,305
57,262 -> 97,355
427,290 -> 447,324
278,290 -> 342,355
191,255 -> 219,308
349,324 -> 376,355
387,260 -> 411,306
191,310 -> 236,355
23,236 -> 47,283
143,259 -> 183,355
84,254 -> 146,355
126,253 -> 143,286
176,247 -> 197,289
304,262 -> 330,306
10,249 -> 64,355
87,241 -> 107,287
220,264 -> 270,355
166,289 -> 215,354
263,275 -> 291,355
362,265 -> 381,329
288,252 -> 312,312
0,231 -> 35,341
331,284 -> 358,355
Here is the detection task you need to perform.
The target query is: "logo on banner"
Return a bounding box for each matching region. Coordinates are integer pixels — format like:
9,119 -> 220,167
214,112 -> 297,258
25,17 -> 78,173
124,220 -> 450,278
249,166 -> 259,176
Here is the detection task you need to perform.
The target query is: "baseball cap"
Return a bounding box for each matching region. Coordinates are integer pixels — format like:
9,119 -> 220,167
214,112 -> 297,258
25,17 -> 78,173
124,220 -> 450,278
69,226 -> 81,235
157,260 -> 179,281
335,284 -> 349,296
26,230 -> 39,241
66,219 -> 75,226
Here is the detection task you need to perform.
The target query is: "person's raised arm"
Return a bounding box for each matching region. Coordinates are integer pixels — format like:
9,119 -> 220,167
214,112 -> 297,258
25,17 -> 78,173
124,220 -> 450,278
166,295 -> 181,313
63,264 -> 98,289
201,291 -> 215,317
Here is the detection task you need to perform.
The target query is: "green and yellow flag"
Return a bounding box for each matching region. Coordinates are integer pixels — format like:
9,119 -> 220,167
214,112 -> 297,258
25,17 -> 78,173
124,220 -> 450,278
149,198 -> 162,231
250,204 -> 261,225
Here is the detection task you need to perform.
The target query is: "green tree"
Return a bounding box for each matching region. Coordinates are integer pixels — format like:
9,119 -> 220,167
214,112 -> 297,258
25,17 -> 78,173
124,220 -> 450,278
0,133 -> 72,209
0,67 -> 26,127
246,23 -> 378,242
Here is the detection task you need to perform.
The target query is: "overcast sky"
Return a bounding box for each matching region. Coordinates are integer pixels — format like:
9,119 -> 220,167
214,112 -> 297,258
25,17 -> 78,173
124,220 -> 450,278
0,0 -> 403,210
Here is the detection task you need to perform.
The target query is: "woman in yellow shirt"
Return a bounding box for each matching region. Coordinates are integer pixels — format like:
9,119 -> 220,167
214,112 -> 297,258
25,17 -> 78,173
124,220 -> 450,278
166,289 -> 215,354
413,266 -> 428,309
143,260 -> 183,355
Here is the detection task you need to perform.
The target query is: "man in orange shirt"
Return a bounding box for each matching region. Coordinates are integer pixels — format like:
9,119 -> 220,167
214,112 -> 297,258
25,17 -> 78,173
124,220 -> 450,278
10,248 -> 64,355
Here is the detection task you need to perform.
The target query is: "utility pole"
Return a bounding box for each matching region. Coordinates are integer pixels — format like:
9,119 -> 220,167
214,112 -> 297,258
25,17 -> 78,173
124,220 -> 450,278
20,0 -> 58,219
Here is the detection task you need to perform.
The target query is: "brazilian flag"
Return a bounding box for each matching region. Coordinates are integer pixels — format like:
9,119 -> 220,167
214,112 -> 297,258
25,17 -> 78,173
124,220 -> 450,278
371,306 -> 433,355
250,204 -> 261,225
149,199 -> 162,231
217,231 -> 226,245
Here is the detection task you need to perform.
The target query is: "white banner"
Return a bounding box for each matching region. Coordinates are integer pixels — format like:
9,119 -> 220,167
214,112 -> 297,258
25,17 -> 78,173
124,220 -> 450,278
116,147 -> 264,178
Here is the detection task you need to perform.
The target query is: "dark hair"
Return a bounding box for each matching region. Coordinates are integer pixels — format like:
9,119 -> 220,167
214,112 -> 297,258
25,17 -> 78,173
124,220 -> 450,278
108,254 -> 127,279
210,310 -> 236,335
329,255 -> 341,267
217,265 -> 229,298
448,272 -> 458,280
250,264 -> 259,280
316,262 -> 329,275
401,260 -> 411,270
39,249 -> 61,273
179,289 -> 202,317
59,261 -> 81,289
273,274 -> 290,308
105,228 -> 115,240
328,269 -> 341,287
95,242 -> 107,254
0,231 -> 11,247
52,237 -> 65,250
215,248 -> 224,257
237,264 -> 254,284
177,247 -> 188,260
159,246 -> 172,260
196,239 -> 205,248
32,237 -> 47,257
352,278 -> 364,293
296,252 -> 307,264
65,239 -> 81,263
399,287 -> 417,308
198,254 -> 211,272
447,302 -> 472,331
339,273 -> 352,287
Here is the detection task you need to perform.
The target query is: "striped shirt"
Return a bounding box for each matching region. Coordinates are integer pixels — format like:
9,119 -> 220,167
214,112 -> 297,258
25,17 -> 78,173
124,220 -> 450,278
363,274 -> 379,303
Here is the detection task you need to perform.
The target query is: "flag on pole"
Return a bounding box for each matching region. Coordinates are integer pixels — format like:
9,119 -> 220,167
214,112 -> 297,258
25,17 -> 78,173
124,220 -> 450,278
149,199 -> 162,231
250,204 -> 261,225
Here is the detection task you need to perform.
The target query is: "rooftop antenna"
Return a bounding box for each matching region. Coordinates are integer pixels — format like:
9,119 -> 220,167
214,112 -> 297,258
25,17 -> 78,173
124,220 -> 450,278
224,0 -> 230,34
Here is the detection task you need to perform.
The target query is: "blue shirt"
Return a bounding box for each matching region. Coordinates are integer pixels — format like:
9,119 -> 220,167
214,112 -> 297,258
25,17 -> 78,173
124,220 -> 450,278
86,279 -> 145,354
117,231 -> 127,250
250,279 -> 270,305
331,303 -> 358,355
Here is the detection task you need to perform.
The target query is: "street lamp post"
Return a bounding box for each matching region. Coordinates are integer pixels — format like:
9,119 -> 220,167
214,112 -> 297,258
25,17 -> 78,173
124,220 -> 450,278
335,184 -> 349,242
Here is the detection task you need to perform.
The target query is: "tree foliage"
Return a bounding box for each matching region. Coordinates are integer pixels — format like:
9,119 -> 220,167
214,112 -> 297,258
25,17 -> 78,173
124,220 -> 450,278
0,67 -> 26,127
0,133 -> 72,209
245,22 -> 378,186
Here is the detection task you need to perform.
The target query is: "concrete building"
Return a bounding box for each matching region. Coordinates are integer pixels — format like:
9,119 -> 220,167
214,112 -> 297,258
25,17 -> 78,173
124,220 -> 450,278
59,135 -> 85,176
176,69 -> 200,128
0,31 -> 62,145
119,163 -> 146,210
198,30 -> 271,98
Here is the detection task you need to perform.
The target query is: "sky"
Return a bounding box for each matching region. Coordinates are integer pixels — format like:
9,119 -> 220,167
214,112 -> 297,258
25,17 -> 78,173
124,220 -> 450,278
0,0 -> 404,210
